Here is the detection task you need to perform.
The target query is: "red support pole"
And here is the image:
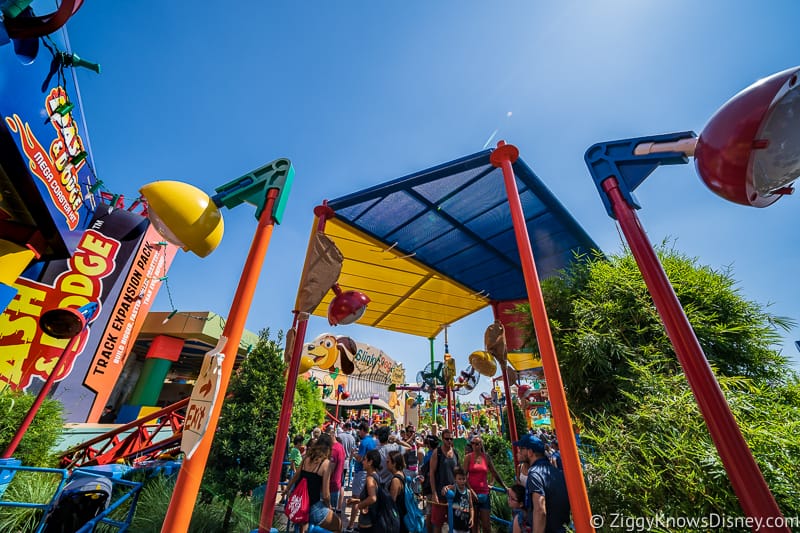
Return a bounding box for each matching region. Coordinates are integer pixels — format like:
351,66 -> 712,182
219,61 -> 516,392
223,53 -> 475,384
259,316 -> 309,532
601,177 -> 788,531
491,141 -> 594,533
161,189 -> 279,533
259,205 -> 333,532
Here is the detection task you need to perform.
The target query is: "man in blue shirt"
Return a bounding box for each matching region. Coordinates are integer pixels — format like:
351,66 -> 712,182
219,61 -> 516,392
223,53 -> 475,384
344,421 -> 376,532
514,434 -> 570,533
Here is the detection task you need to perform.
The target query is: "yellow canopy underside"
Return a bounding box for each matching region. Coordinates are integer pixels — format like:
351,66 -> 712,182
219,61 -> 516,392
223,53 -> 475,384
507,351 -> 542,372
311,218 -> 490,338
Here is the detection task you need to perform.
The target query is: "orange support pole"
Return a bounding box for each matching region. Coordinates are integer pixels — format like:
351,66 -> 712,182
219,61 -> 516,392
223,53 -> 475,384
161,189 -> 279,533
491,141 -> 594,533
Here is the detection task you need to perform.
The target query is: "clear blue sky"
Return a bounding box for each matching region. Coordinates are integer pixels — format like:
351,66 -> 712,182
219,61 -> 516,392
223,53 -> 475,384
62,1 -> 800,402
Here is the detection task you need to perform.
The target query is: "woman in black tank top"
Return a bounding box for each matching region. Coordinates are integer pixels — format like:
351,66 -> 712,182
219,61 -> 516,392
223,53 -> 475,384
288,433 -> 342,532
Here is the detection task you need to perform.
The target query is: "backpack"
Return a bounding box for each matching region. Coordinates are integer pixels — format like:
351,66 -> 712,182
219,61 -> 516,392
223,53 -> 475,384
371,473 -> 401,533
284,477 -> 310,524
403,475 -> 425,533
419,450 -> 433,495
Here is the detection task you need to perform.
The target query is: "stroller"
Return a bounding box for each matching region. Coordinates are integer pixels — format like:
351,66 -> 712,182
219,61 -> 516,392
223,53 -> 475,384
43,473 -> 113,533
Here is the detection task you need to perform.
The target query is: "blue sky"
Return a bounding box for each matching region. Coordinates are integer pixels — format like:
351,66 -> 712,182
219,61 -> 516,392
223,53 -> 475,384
62,1 -> 799,402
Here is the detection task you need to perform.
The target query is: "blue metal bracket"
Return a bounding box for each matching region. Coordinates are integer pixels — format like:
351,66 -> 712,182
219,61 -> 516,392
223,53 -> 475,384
584,131 -> 696,218
212,158 -> 295,223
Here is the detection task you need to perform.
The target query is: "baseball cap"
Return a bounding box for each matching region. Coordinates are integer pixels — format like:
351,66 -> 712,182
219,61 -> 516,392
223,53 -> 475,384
513,434 -> 545,453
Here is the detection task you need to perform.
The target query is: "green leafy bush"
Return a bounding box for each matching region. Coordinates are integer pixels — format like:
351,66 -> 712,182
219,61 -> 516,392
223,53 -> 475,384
0,386 -> 64,466
290,375 -> 326,435
515,245 -> 800,528
584,361 -> 800,523
128,474 -> 263,533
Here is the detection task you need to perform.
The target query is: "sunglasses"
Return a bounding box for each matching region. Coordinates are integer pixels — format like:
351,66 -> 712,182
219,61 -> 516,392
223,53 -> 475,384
443,437 -> 453,441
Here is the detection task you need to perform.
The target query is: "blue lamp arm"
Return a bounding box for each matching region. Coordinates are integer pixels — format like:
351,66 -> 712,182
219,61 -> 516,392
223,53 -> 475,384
584,131 -> 696,218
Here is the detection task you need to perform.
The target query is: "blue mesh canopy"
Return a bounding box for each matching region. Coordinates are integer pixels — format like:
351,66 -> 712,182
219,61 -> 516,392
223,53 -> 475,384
327,149 -> 599,302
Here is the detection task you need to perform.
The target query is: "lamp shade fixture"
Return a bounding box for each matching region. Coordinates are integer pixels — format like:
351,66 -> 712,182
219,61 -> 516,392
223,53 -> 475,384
139,181 -> 224,257
327,284 -> 370,326
40,301 -> 99,339
695,66 -> 800,207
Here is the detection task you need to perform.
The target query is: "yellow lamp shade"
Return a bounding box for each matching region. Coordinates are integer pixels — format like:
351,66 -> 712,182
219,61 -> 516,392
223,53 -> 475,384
469,350 -> 497,377
139,181 -> 224,258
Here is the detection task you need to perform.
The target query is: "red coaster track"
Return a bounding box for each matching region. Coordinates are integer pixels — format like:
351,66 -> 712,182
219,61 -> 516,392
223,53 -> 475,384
60,398 -> 189,468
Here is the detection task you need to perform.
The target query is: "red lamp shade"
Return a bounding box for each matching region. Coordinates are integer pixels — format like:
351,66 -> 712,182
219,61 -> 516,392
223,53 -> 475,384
695,66 -> 800,207
327,284 -> 370,326
40,302 -> 98,339
341,391 -> 351,400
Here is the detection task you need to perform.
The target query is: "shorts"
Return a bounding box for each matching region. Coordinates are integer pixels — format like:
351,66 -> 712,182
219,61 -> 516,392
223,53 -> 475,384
430,500 -> 448,526
309,500 -> 330,526
476,492 -> 491,510
351,471 -> 367,499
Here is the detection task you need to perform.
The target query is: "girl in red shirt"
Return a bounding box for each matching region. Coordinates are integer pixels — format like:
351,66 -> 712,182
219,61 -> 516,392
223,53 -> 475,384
465,436 -> 507,533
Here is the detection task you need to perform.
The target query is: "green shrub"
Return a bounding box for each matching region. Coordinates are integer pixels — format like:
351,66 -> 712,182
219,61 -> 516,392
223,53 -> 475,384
0,387 -> 64,466
129,474 -> 265,533
482,433 -> 515,487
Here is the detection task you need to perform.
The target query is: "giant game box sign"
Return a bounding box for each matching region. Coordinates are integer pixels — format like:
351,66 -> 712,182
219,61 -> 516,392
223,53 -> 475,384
0,207 -> 177,422
1,26 -> 100,259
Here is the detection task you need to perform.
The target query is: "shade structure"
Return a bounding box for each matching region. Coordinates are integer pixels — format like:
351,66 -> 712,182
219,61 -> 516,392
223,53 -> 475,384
313,217 -> 489,338
310,148 -> 600,346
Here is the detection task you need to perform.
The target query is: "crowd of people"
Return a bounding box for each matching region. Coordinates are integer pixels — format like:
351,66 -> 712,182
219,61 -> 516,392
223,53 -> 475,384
280,419 -> 572,533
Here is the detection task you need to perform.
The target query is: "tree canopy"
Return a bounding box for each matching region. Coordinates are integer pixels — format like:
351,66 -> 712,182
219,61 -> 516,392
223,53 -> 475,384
202,328 -> 325,531
524,245 -> 793,416
516,244 -> 800,523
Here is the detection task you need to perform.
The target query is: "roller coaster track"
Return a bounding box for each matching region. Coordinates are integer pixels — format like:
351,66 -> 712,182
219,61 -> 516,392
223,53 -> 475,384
60,398 -> 189,469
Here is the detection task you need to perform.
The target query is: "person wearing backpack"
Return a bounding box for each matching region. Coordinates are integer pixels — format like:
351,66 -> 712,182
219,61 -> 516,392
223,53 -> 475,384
355,449 -> 381,531
286,433 -> 341,533
387,450 -> 409,533
355,449 -> 400,533
429,429 -> 459,533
